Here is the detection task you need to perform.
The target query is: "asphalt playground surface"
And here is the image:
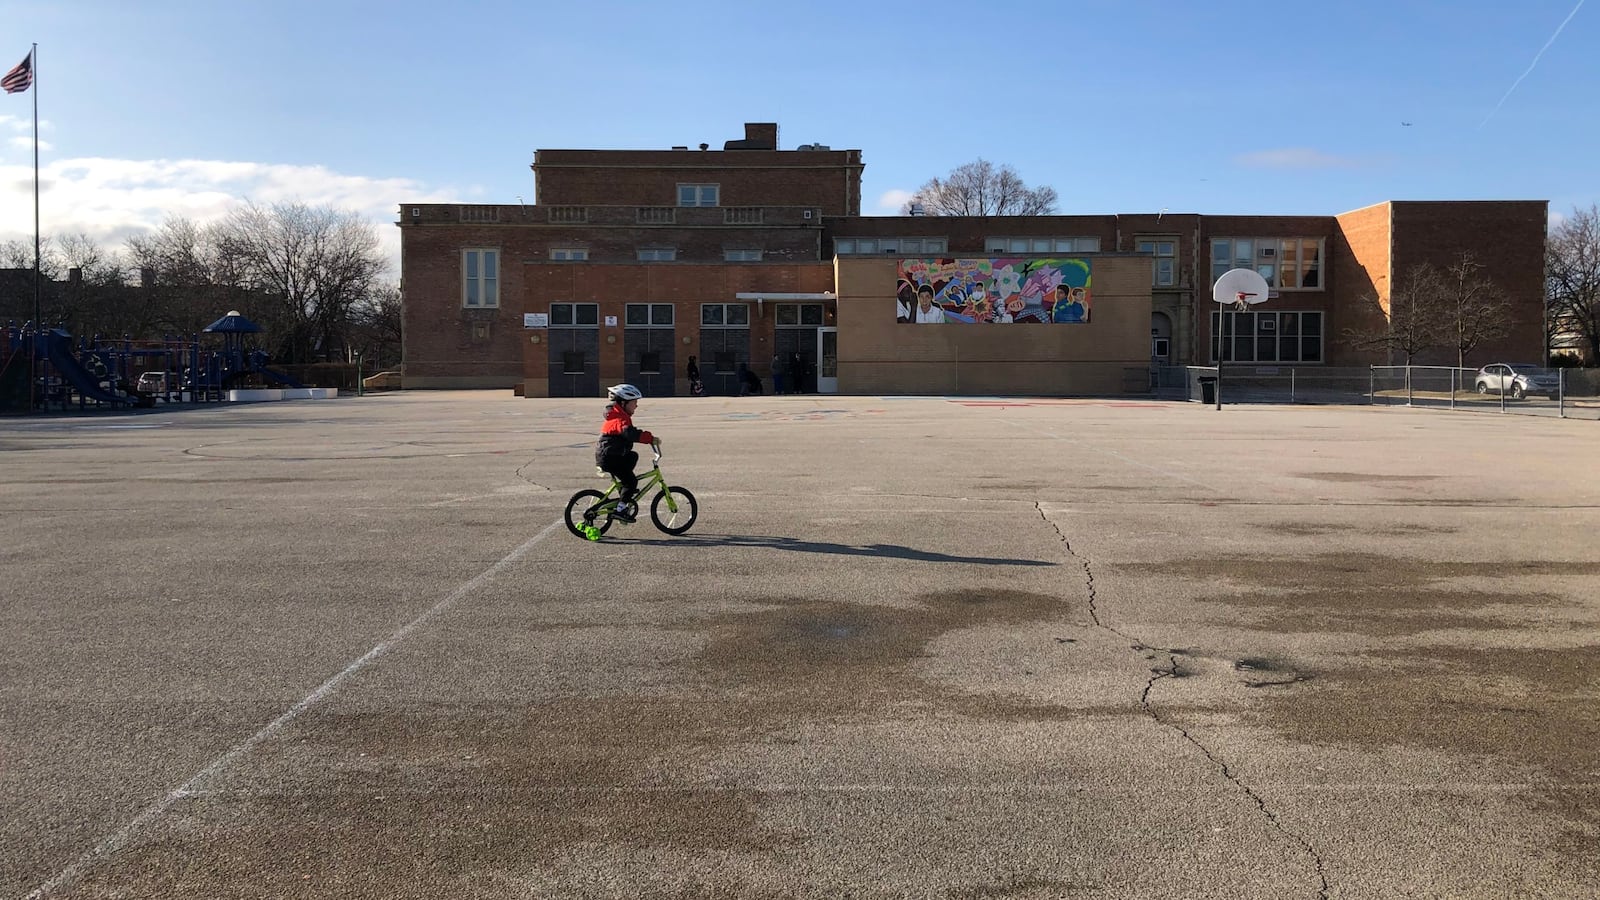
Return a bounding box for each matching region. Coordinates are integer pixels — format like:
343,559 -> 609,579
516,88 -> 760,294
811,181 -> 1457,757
2,392 -> 1598,899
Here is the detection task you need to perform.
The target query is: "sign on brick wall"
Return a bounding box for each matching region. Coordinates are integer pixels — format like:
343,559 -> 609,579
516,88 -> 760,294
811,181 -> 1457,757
523,313 -> 548,328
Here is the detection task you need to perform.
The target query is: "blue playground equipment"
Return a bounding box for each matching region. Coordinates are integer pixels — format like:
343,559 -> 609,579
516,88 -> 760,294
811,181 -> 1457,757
2,310 -> 301,413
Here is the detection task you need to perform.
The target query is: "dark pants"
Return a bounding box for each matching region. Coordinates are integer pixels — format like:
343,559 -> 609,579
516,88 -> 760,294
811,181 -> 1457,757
601,450 -> 639,502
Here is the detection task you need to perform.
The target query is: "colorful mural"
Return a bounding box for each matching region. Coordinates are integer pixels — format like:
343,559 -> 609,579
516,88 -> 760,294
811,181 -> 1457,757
895,258 -> 1092,324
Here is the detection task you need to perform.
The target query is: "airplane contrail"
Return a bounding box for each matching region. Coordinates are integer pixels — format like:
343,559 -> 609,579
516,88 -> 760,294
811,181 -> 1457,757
1479,0 -> 1587,128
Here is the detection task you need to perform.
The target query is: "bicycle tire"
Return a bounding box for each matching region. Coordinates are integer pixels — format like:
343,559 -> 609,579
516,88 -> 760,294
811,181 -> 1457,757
564,489 -> 615,539
650,486 -> 698,535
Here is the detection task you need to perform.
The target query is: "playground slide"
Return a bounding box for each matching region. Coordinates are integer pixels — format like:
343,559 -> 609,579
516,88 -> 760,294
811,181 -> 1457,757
45,331 -> 128,406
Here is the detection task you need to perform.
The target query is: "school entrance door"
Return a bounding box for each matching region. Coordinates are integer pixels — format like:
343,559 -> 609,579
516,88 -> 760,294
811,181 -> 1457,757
816,327 -> 837,393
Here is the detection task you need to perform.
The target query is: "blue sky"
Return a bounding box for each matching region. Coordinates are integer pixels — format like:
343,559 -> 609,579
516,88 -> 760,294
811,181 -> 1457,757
1,0 -> 1595,277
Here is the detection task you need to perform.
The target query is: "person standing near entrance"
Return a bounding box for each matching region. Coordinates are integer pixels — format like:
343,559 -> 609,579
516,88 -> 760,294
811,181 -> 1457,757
788,351 -> 804,394
771,352 -> 785,395
686,355 -> 703,396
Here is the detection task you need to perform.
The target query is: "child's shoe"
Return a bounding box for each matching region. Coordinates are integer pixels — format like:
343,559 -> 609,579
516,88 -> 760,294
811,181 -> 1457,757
613,501 -> 637,523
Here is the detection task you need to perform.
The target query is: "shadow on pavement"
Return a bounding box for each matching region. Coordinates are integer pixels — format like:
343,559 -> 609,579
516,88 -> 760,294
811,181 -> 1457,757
624,532 -> 1055,566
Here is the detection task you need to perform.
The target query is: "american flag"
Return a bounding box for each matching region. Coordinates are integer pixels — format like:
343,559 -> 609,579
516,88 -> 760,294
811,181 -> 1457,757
2,52 -> 31,94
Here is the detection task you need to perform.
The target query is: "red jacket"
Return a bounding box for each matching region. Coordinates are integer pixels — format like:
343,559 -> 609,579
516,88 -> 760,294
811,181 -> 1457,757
594,403 -> 654,464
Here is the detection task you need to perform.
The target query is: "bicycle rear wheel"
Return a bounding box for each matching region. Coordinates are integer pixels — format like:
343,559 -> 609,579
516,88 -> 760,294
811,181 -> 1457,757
564,489 -> 614,539
650,487 -> 697,535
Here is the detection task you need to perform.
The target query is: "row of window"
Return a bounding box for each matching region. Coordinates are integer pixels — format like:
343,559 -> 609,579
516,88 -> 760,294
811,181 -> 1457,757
559,350 -> 751,376
464,237 -> 1331,308
1210,311 -> 1324,363
834,236 -> 1108,256
1212,238 -> 1322,289
549,302 -> 825,328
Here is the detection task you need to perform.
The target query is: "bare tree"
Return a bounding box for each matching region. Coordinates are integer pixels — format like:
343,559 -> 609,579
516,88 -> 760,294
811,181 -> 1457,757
126,214 -> 263,336
56,232 -> 126,286
213,201 -> 389,364
348,284 -> 403,369
905,159 -> 1058,217
1547,204 -> 1600,363
1,236 -> 62,278
1342,261 -> 1446,364
1438,251 -> 1512,369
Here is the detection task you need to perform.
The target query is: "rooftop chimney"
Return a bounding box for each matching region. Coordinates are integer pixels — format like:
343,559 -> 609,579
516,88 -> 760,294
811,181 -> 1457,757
724,122 -> 778,150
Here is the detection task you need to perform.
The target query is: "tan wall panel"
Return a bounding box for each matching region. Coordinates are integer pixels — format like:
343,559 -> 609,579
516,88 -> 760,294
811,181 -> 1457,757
835,256 -> 1152,395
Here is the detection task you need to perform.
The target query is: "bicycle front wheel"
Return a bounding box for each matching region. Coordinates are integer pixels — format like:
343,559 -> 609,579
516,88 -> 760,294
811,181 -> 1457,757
650,486 -> 698,535
564,489 -> 614,539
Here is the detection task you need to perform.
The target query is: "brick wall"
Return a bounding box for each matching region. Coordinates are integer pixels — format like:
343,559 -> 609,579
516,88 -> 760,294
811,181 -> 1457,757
517,263 -> 835,397
534,149 -> 863,216
1332,202 -> 1393,364
1389,200 -> 1547,365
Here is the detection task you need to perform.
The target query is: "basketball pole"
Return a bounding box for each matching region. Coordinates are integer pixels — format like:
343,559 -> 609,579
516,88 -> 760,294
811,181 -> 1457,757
1215,297 -> 1224,411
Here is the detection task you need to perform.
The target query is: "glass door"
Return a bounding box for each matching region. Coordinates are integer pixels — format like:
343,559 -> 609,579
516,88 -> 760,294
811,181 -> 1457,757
817,327 -> 837,393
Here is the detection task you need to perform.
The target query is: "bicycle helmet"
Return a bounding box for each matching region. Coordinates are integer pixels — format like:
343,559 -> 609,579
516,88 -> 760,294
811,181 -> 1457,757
606,383 -> 643,402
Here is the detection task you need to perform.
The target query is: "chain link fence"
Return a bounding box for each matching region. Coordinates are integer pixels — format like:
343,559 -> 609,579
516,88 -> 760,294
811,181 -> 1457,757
1153,365 -> 1600,420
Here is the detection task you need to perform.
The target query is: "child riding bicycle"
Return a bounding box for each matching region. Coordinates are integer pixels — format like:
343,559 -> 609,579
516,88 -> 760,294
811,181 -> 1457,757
594,383 -> 660,522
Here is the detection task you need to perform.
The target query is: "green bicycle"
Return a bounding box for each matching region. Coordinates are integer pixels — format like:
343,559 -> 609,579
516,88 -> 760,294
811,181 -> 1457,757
564,448 -> 698,541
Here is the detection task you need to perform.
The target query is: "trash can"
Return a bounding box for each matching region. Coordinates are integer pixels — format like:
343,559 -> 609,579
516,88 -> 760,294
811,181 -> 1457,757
1198,376 -> 1217,405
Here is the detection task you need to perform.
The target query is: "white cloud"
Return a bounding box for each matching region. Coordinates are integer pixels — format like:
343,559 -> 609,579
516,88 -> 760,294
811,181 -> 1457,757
9,136 -> 51,152
875,188 -> 914,214
0,155 -> 456,276
1234,148 -> 1361,170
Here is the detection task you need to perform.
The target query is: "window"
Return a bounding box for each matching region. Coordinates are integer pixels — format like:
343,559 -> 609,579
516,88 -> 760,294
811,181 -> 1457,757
1137,238 -> 1178,287
1152,337 -> 1170,360
462,249 -> 498,308
637,247 -> 677,262
625,303 -> 674,326
1210,238 -> 1323,289
1210,311 -> 1323,363
775,303 -> 823,327
701,303 -> 749,327
724,249 -> 763,261
677,184 -> 719,207
833,237 -> 947,255
550,247 -> 588,261
549,303 -> 599,327
985,236 -> 1101,254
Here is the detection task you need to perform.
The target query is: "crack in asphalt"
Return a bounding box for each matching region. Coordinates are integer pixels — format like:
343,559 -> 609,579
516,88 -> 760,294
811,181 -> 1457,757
514,454 -> 552,491
1034,502 -> 1331,899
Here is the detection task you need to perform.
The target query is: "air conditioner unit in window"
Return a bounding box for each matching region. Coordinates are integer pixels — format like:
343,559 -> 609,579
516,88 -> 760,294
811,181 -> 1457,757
1260,247 -> 1275,257
1261,320 -> 1276,331
803,209 -> 814,220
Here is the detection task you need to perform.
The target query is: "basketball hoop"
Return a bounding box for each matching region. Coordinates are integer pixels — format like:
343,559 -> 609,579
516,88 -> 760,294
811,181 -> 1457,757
1209,269 -> 1272,411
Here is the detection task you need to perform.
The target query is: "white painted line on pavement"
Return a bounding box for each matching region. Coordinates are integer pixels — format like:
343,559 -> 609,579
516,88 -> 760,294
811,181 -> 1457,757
24,518 -> 565,900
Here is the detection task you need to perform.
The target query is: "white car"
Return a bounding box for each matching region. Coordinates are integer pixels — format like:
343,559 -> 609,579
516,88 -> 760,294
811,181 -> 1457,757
1474,363 -> 1560,400
135,371 -> 171,393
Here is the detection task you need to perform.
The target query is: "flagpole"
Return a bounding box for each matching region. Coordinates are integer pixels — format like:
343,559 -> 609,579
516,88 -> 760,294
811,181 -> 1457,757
28,44 -> 40,412
31,43 -> 39,332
